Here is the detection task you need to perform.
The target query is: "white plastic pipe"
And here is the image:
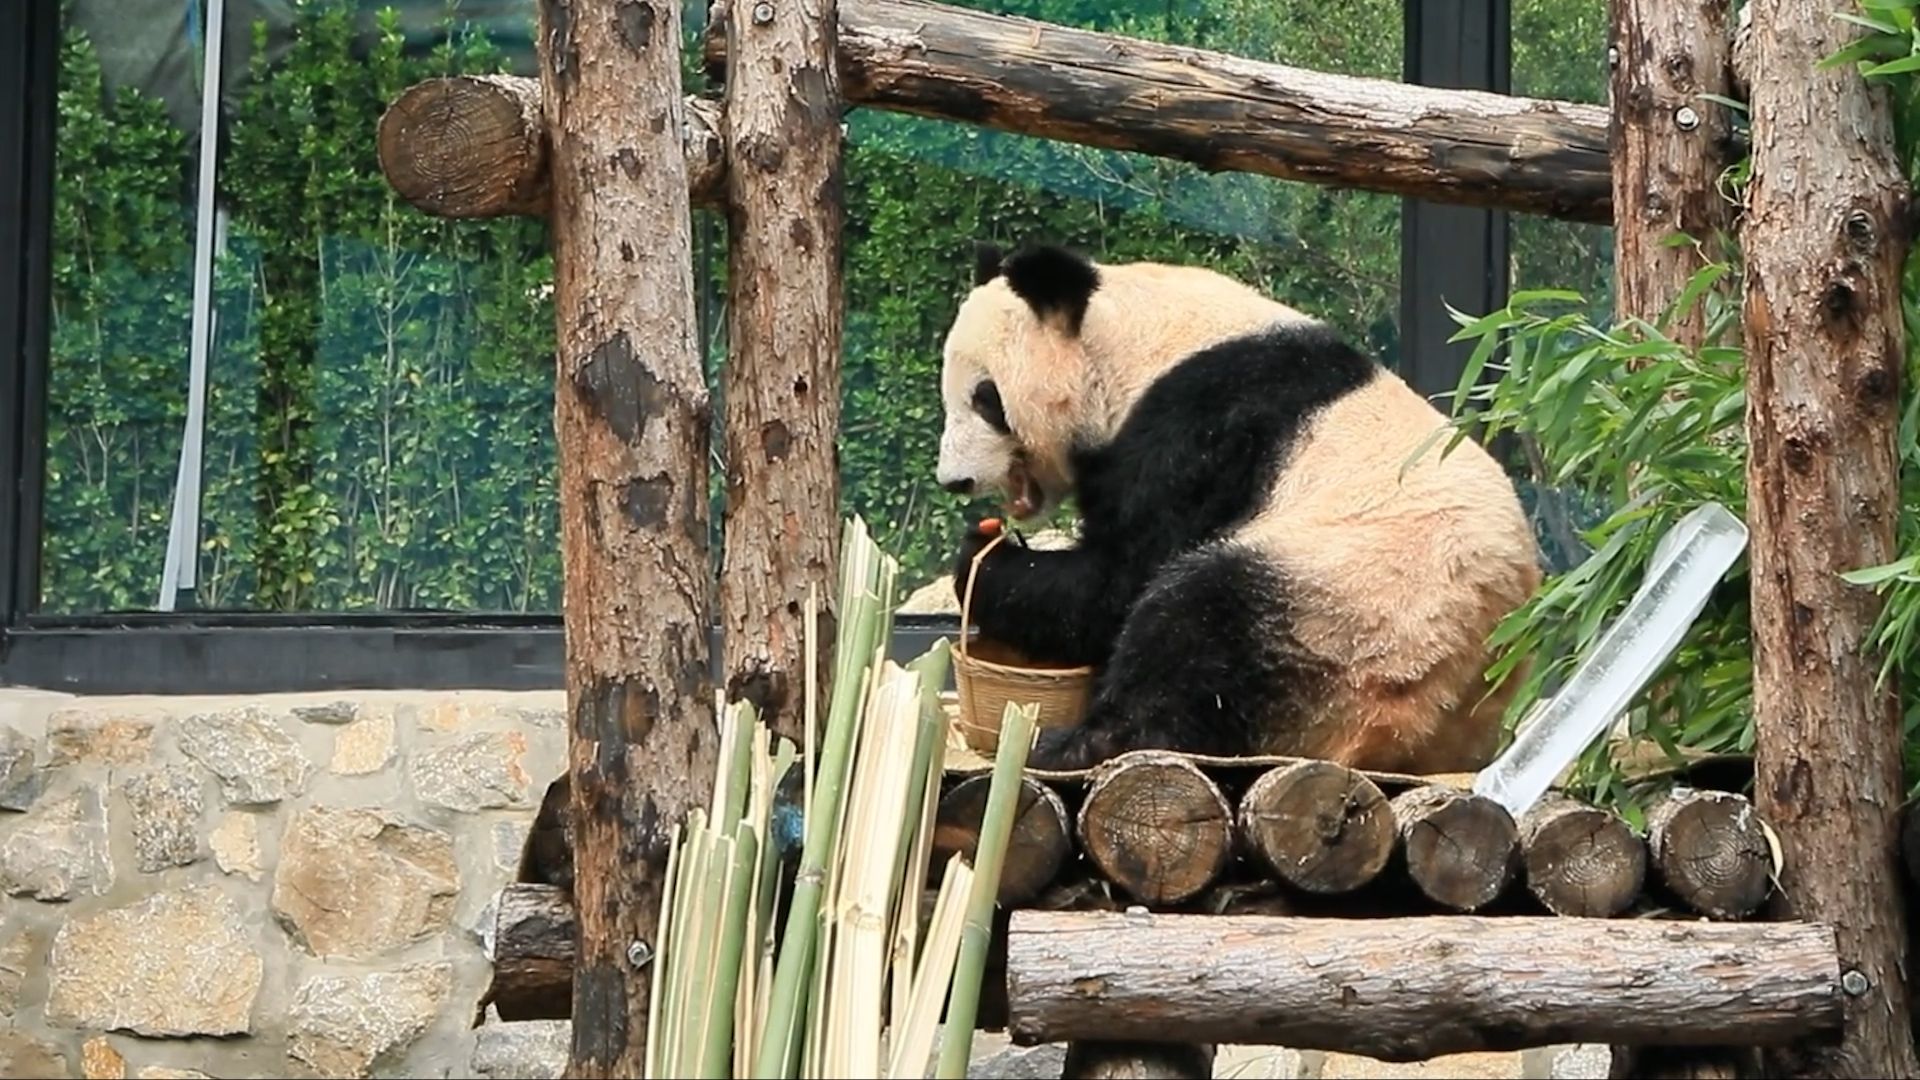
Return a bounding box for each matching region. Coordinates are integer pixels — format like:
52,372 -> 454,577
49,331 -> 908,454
158,0 -> 225,610
1472,501 -> 1750,818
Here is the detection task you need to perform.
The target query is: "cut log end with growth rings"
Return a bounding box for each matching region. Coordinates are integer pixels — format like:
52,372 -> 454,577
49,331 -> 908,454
376,74 -> 551,218
1647,788 -> 1774,920
932,773 -> 1073,906
1237,759 -> 1394,895
1390,784 -> 1519,911
1518,794 -> 1648,918
1077,752 -> 1234,907
488,882 -> 575,1021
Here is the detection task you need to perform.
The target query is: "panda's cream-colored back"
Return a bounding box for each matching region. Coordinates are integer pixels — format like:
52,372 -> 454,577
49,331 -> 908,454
1237,373 -> 1543,773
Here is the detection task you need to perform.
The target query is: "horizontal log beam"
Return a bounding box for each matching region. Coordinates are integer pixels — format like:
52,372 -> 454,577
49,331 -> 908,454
381,0 -> 1615,224
376,75 -> 727,218
1005,911 -> 1842,1061
487,883 -> 575,1020
705,0 -> 1613,222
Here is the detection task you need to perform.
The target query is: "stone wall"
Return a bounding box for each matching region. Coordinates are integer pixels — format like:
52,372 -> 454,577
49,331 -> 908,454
0,686 -> 1610,1080
0,687 -> 568,1079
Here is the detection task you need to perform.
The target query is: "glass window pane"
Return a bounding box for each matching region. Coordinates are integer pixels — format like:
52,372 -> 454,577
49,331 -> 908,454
1511,0 -> 1612,315
1508,0 -> 1614,573
44,0 -> 1406,614
44,0 -> 559,614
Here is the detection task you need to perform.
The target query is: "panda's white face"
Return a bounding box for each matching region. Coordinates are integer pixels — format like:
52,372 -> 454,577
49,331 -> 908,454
936,372 -> 1042,516
935,286 -> 1056,520
935,245 -> 1336,524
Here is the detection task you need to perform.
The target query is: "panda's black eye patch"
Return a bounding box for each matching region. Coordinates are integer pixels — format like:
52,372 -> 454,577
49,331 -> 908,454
971,380 -> 1011,434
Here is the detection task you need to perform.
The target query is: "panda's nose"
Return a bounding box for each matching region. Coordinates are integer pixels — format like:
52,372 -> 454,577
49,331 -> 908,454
942,478 -> 974,496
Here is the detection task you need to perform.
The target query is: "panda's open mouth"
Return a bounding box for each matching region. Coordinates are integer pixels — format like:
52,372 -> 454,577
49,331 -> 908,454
1006,458 -> 1045,521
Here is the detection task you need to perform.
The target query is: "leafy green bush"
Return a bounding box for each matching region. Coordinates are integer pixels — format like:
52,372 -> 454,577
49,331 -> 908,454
1445,3 -> 1920,804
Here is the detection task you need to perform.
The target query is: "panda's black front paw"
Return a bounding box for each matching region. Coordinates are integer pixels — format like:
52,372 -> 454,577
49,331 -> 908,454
952,518 -> 1014,600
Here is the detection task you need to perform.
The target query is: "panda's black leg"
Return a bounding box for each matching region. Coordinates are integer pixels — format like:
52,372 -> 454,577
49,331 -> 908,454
1026,544 -> 1329,772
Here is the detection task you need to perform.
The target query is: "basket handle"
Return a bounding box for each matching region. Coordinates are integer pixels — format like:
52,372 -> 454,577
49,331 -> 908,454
958,529 -> 1008,663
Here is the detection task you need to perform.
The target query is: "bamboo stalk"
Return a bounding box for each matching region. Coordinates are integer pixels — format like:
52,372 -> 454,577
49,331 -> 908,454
805,904 -> 834,1078
719,700 -> 755,838
735,726 -> 767,1075
683,822 -> 725,1068
841,666 -> 925,1074
894,641 -> 954,903
935,702 -> 1040,1079
738,729 -> 790,1076
753,517 -> 895,1079
748,739 -> 796,1072
805,581 -> 819,815
808,664 -> 869,1079
662,811 -> 709,1076
887,853 -> 975,1080
645,820 -> 686,1080
702,820 -> 761,1076
891,642 -> 954,1026
635,515 -> 970,1079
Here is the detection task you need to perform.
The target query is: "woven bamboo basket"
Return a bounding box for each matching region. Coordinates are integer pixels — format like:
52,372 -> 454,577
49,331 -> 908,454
953,529 -> 1093,753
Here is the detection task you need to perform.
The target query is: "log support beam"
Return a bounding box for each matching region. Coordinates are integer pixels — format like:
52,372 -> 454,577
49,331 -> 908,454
1741,0 -> 1917,1073
535,0 -> 719,1073
378,75 -> 726,217
717,0 -> 845,742
710,0 -> 1612,221
1005,910 -> 1843,1062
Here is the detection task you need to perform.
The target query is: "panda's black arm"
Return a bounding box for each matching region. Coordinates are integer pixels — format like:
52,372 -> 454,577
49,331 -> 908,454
955,543 -> 1138,667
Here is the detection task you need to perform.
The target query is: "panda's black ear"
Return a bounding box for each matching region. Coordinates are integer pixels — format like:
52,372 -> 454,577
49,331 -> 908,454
973,242 -> 1005,285
1002,244 -> 1100,336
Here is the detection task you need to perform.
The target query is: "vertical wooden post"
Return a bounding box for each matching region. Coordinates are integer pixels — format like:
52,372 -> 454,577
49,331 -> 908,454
1608,0 -> 1733,340
1604,7 -> 1738,1074
718,0 -> 846,745
536,0 -> 718,1075
1742,0 -> 1917,1073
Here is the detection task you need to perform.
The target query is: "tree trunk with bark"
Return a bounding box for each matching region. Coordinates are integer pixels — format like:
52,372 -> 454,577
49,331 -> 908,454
536,0 -> 718,1074
1742,0 -> 1917,1072
717,0 -> 846,744
1606,2 -> 1741,1071
1608,0 -> 1736,340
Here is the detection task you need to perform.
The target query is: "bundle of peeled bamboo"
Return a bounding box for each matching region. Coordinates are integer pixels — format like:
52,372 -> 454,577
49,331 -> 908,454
644,516 -> 1040,1080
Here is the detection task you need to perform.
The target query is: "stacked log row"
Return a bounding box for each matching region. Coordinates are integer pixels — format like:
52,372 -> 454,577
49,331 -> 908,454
927,754 -> 1777,922
487,760 -> 1790,1021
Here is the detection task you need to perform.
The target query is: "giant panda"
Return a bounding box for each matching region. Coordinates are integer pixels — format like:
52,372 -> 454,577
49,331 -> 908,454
935,243 -> 1544,775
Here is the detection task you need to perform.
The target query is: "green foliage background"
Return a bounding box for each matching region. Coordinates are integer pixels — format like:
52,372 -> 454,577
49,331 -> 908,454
1442,0 -> 1920,808
42,0 -> 1609,615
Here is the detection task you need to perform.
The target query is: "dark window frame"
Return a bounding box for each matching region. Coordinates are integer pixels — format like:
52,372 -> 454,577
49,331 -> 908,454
0,0 -> 1511,695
